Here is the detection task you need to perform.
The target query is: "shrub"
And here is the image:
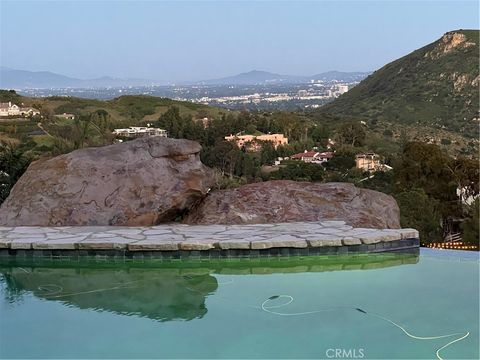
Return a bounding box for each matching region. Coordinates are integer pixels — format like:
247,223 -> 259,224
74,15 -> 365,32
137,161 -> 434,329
267,161 -> 324,182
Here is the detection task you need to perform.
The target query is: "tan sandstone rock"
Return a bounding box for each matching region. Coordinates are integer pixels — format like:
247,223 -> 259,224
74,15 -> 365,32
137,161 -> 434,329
0,137 -> 212,226
184,181 -> 400,229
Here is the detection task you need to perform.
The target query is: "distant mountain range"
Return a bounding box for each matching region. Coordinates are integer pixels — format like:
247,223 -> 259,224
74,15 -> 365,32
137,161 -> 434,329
0,67 -> 370,89
0,67 -> 157,89
192,70 -> 370,85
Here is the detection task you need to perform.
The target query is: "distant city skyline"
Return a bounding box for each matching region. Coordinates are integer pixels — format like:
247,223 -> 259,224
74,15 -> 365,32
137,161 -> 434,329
1,1 -> 478,83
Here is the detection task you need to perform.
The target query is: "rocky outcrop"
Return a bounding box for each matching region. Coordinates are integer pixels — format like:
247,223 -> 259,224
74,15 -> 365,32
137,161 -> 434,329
425,32 -> 476,60
0,137 -> 212,226
184,181 -> 400,229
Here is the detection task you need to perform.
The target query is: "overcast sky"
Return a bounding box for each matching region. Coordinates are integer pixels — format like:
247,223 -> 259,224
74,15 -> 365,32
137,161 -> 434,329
1,1 -> 478,82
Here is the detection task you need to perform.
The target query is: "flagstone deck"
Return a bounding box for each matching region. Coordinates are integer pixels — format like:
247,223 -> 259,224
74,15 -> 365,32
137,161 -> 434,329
0,221 -> 419,259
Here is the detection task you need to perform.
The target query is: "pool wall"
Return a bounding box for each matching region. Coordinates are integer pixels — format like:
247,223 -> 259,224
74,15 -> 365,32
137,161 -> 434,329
0,238 -> 419,260
0,222 -> 419,260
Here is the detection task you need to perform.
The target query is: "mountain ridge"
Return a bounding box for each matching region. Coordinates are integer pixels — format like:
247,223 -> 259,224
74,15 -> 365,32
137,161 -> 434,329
0,67 -> 158,89
191,69 -> 371,85
318,29 -> 479,139
0,67 -> 371,89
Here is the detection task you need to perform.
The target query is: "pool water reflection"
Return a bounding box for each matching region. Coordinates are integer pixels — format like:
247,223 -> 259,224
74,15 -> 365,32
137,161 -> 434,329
0,249 -> 478,359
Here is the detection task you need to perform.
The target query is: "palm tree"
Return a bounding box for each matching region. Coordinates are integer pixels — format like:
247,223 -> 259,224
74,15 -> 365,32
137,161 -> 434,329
0,142 -> 31,203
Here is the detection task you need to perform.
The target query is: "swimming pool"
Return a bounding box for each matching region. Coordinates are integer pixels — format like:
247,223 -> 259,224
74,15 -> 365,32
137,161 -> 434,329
0,249 -> 478,359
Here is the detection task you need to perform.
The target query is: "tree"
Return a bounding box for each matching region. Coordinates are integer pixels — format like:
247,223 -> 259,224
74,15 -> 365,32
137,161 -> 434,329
268,162 -> 323,182
323,151 -> 355,172
260,141 -> 276,165
395,142 -> 458,217
0,142 -> 32,204
273,112 -> 311,141
310,125 -> 329,146
245,124 -> 257,135
335,121 -> 366,147
157,106 -> 182,138
446,157 -> 479,208
241,153 -> 258,179
71,115 -> 99,149
201,141 -> 242,178
395,189 -> 442,243
90,110 -> 112,132
358,170 -> 395,195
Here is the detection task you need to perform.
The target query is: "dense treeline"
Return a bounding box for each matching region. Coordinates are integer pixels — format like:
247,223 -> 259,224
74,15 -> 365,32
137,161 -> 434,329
360,142 -> 479,244
154,107 -> 330,181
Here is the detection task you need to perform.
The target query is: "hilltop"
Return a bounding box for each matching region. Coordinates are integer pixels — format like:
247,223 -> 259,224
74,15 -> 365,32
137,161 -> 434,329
318,30 -> 479,152
0,90 -> 224,120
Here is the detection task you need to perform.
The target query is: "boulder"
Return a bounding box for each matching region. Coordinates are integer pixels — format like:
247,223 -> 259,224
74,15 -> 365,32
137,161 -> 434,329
0,137 -> 213,226
184,180 -> 400,229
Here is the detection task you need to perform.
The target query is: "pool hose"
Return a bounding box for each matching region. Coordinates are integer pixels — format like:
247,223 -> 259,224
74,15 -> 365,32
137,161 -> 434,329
261,295 -> 470,360
32,278 -> 471,360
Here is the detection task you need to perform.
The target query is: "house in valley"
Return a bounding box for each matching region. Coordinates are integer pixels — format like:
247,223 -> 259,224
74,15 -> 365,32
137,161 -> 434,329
291,150 -> 334,164
355,153 -> 392,172
225,133 -> 288,151
112,126 -> 168,139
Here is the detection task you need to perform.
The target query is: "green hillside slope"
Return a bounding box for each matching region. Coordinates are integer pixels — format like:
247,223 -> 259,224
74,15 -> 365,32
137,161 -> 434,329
0,90 -> 227,155
320,30 -> 479,140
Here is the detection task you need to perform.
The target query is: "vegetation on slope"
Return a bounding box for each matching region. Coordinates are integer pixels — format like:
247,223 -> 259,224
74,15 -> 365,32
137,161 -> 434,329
317,30 -> 479,153
0,90 -> 227,155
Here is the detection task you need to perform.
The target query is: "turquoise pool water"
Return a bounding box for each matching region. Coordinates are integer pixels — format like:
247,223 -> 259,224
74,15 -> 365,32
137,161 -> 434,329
0,249 -> 478,359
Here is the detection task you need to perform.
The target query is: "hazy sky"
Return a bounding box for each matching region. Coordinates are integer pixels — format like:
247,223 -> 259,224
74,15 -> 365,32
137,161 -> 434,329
1,1 -> 478,82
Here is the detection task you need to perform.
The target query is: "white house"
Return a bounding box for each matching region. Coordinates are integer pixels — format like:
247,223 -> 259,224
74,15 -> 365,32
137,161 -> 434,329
112,126 -> 168,139
0,102 -> 20,116
291,150 -> 334,164
0,102 -> 40,117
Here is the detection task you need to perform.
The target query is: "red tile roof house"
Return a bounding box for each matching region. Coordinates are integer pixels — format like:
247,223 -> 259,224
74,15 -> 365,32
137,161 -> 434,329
291,150 -> 334,164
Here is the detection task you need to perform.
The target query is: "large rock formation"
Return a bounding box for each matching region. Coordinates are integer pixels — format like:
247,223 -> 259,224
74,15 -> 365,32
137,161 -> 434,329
184,181 -> 400,229
0,137 -> 212,226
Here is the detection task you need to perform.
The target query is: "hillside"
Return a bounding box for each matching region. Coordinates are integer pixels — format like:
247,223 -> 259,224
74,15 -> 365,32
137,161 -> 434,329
0,90 -> 224,119
319,30 -> 479,145
0,90 -> 227,154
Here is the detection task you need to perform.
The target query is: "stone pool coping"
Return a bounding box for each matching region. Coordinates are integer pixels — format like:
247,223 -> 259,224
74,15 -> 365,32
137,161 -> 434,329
0,221 -> 419,258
